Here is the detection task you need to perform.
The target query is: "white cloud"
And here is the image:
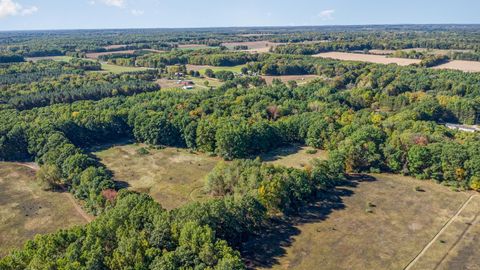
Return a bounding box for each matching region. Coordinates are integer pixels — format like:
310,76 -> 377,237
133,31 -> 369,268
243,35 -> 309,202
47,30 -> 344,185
102,0 -> 125,8
21,5 -> 37,15
0,0 -> 37,18
131,9 -> 144,16
318,9 -> 335,21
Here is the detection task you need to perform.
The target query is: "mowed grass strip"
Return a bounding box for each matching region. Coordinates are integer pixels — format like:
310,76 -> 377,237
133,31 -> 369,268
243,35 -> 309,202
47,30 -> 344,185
0,163 -> 87,257
409,195 -> 480,270
252,173 -> 470,270
94,144 -> 220,210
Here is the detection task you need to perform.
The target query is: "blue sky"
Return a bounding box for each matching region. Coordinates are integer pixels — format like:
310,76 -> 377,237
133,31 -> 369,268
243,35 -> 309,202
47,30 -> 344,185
0,0 -> 479,31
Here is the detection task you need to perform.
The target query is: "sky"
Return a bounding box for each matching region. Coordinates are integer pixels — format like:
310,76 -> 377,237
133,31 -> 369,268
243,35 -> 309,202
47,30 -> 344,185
0,0 -> 479,31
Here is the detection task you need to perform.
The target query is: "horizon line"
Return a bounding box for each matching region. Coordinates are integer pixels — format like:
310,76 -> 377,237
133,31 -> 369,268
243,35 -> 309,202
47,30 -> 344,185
1,23 -> 480,33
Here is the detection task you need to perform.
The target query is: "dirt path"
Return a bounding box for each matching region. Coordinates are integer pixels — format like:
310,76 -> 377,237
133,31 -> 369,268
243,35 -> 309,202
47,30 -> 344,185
403,194 -> 478,270
61,188 -> 93,222
14,162 -> 93,223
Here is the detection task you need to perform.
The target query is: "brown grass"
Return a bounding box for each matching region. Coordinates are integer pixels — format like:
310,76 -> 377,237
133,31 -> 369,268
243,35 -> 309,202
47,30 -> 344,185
0,163 -> 87,257
244,173 -> 471,270
313,52 -> 421,66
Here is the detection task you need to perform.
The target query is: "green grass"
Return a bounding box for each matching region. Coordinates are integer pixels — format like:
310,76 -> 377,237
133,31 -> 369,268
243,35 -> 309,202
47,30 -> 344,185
0,163 -> 87,257
260,145 -> 328,169
195,64 -> 246,75
97,63 -> 149,74
94,144 -> 220,210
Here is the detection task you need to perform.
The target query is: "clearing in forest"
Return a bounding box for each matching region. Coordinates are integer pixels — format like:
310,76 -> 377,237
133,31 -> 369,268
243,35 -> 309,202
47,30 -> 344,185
0,163 -> 87,257
261,145 -> 327,169
313,52 -> 421,66
95,144 -> 327,209
243,173 -> 475,270
94,144 -> 220,210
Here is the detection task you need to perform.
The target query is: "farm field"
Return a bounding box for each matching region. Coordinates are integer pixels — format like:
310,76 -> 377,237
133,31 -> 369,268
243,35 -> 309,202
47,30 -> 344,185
432,60 -> 480,73
0,163 -> 88,257
313,52 -> 421,66
85,50 -> 136,59
244,173 -> 473,270
94,144 -> 221,210
221,41 -> 283,53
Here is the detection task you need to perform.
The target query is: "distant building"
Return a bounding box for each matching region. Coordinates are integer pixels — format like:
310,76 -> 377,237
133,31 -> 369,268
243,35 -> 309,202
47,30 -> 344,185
446,123 -> 480,133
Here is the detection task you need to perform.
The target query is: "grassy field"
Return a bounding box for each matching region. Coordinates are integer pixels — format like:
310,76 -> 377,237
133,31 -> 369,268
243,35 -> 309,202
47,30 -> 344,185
243,173 -> 472,270
98,63 -> 149,73
261,145 -> 327,169
0,163 -> 87,257
94,144 -> 221,210
186,64 -> 246,75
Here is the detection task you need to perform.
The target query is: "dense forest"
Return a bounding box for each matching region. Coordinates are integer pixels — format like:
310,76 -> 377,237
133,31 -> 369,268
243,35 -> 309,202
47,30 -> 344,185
0,26 -> 480,269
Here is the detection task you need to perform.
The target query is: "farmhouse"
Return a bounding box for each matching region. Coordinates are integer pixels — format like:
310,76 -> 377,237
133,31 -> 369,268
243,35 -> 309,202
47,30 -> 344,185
445,123 -> 480,133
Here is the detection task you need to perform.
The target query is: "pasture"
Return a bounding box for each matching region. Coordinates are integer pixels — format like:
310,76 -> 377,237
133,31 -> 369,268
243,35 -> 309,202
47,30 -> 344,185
0,163 -> 87,257
313,52 -> 421,66
244,173 -> 474,270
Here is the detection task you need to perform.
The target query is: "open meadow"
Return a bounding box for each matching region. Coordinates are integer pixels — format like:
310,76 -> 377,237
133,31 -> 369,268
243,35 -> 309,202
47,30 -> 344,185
243,173 -> 476,270
0,163 -> 87,257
